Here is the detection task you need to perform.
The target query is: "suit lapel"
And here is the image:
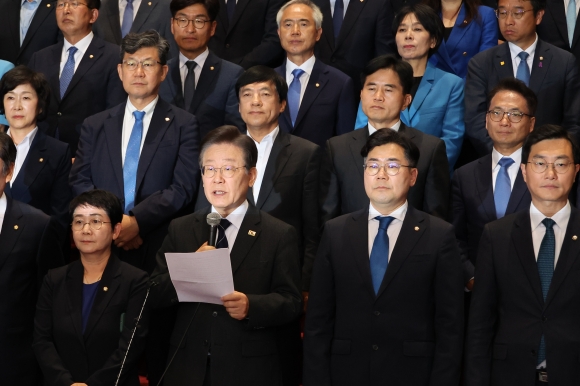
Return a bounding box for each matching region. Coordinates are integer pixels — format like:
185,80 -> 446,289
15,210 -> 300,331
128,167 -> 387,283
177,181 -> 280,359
217,0 -> 229,32
168,58 -> 185,109
408,64 -> 435,119
132,0 -> 157,33
318,0 -> 335,49
445,5 -> 469,53
529,41 -> 551,93
573,12 -> 580,48
0,198 -> 25,272
21,0 -> 55,52
65,260 -> 85,346
274,64 -> 293,132
547,0 -> 571,46
505,170 -> 528,214
62,38 -> 104,101
103,0 -> 122,43
190,52 -> 221,113
9,132 -> 49,199
227,0 -> 251,34
349,127 -> 368,182
493,44 -> 514,81
336,0 -> 367,49
475,155 -> 497,221
6,1 -> 20,54
255,131 -> 292,208
230,205 -> 261,273
103,104 -> 126,192
48,43 -> 64,103
294,60 -> 328,128
348,209 -> 376,299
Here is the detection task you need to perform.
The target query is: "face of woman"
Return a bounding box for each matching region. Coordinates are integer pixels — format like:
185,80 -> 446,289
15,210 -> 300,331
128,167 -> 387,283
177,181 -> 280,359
3,83 -> 39,132
396,13 -> 436,62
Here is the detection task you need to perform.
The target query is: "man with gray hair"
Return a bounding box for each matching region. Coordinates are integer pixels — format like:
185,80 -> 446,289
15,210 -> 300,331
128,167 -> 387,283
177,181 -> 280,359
275,0 -> 355,148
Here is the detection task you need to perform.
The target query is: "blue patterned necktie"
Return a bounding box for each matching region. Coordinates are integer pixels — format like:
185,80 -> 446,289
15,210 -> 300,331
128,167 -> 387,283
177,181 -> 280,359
494,157 -> 514,219
288,68 -> 305,126
516,51 -> 530,86
121,0 -> 134,38
536,218 -> 555,365
216,219 -> 231,249
60,46 -> 78,98
333,0 -> 344,38
123,110 -> 145,213
369,216 -> 395,294
568,0 -> 577,47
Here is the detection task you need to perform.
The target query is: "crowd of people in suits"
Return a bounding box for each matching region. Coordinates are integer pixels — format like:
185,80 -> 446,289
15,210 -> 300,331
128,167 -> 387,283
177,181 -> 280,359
1,0 -> 580,384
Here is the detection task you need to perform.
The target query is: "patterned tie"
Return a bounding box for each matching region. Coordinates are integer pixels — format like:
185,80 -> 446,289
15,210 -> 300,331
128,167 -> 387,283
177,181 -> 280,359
216,219 -> 231,249
494,157 -> 515,219
333,0 -> 344,38
123,110 -> 145,213
567,0 -> 576,47
227,0 -> 236,22
536,218 -> 555,365
288,69 -> 305,126
121,0 -> 134,38
516,51 -> 530,86
369,216 -> 395,294
183,61 -> 197,110
60,46 -> 78,99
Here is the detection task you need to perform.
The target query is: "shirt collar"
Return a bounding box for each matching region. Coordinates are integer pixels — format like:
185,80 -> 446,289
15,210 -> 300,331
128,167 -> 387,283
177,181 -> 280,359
530,200 -> 571,231
6,126 -> 38,147
0,192 -> 6,219
179,48 -> 209,70
368,200 -> 408,222
508,34 -> 538,61
492,146 -> 522,169
368,120 -> 401,135
286,55 -> 316,77
247,126 -> 280,145
63,31 -> 94,54
126,95 -> 158,115
211,199 -> 249,230
22,0 -> 38,5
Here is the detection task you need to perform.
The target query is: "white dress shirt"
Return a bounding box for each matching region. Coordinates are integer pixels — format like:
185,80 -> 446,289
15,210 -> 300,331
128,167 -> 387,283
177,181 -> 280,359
20,0 -> 40,45
248,127 -> 279,203
59,32 -> 94,76
211,199 -> 249,248
0,192 -> 7,234
179,49 -> 209,95
368,201 -> 407,258
508,34 -> 538,78
121,96 -> 158,165
118,0 -> 142,24
491,147 -> 522,192
285,55 -> 316,108
564,0 -> 580,17
367,120 -> 402,136
330,0 -> 350,17
6,127 -> 38,185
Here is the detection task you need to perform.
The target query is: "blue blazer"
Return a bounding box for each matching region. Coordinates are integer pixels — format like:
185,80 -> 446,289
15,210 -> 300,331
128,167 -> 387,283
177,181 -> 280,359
430,5 -> 498,79
0,60 -> 14,126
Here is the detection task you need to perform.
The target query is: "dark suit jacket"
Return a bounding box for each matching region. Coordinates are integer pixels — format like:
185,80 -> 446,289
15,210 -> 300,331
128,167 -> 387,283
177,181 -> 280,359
6,131 -> 72,231
93,0 -> 178,58
320,124 -> 450,224
537,0 -> 580,66
0,197 -> 64,386
0,0 -> 60,66
159,51 -> 245,140
69,98 -> 200,272
149,205 -> 302,386
465,39 -> 580,156
208,0 -> 285,68
465,208 -> 580,386
303,206 -> 464,386
29,36 -> 126,155
33,255 -> 149,386
452,154 -> 531,284
275,58 -> 356,148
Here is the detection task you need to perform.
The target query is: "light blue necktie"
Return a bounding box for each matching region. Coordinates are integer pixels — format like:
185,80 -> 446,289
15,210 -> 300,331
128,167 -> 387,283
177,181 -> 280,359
494,157 -> 514,219
516,51 -> 530,86
288,68 -> 305,126
60,46 -> 78,99
567,0 -> 576,47
121,0 -> 134,38
536,218 -> 555,365
333,0 -> 344,38
369,216 -> 395,294
123,110 -> 145,213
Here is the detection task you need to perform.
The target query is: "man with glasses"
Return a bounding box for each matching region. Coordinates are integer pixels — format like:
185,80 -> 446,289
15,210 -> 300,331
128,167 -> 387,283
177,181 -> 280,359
304,128 -> 464,386
465,124 -> 580,385
159,0 -> 245,140
453,78 -> 535,291
464,0 -> 580,158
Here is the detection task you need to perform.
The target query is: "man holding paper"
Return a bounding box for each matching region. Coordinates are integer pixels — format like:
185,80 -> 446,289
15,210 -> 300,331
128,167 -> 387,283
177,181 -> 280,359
150,125 -> 302,386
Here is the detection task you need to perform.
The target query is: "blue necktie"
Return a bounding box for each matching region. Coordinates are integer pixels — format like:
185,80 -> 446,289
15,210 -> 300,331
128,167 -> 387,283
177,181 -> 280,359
494,157 -> 514,219
567,0 -> 576,47
216,219 -> 231,249
60,46 -> 78,99
121,0 -> 134,38
333,0 -> 344,38
536,218 -> 555,365
369,216 -> 395,294
288,69 -> 305,126
516,51 -> 530,86
123,110 -> 145,213
227,0 -> 236,22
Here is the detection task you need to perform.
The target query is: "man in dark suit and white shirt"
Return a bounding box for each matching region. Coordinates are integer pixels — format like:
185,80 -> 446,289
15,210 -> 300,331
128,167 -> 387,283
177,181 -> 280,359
274,0 -> 355,148
465,124 -> 580,386
537,0 -> 580,66
453,78 -> 535,290
304,128 -> 464,386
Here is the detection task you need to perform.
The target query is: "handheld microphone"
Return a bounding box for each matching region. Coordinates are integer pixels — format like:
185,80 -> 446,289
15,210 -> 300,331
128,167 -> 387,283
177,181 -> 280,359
207,212 -> 221,247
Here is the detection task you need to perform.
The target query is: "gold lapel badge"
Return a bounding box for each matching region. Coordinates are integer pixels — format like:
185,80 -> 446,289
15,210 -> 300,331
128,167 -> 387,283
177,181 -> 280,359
103,287 -> 109,292
39,158 -> 44,162
500,61 -> 505,66
165,117 -> 170,121
414,226 -> 419,231
89,54 -> 94,59
315,83 -> 320,87
248,230 -> 256,236
14,225 -> 19,230
573,235 -> 578,241
210,66 -> 215,70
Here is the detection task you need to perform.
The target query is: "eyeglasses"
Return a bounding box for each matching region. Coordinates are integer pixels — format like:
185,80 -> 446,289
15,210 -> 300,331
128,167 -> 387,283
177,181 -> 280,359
363,162 -> 411,176
174,17 -> 211,29
487,109 -> 532,123
122,59 -> 162,72
56,1 -> 87,9
202,165 -> 247,178
495,8 -> 534,19
527,159 -> 574,174
72,218 -> 111,231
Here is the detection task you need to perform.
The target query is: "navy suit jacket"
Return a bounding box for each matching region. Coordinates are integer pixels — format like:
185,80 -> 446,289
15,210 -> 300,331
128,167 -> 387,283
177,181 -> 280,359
28,36 -> 126,155
465,39 -> 580,156
69,98 -> 200,272
0,0 -> 61,66
537,0 -> 580,67
159,51 -> 245,140
452,154 -> 531,284
275,58 -> 356,148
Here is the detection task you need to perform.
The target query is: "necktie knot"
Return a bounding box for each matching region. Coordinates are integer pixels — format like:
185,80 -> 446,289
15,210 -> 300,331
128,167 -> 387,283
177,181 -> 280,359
292,68 -> 305,80
518,51 -> 529,61
219,218 -> 231,231
542,218 -> 555,230
68,46 -> 78,56
133,110 -> 145,122
185,60 -> 197,72
498,157 -> 515,169
127,0 -> 133,4
375,216 -> 395,231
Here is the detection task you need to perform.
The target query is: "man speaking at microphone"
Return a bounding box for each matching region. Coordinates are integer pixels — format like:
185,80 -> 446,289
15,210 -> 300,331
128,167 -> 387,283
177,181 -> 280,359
150,125 -> 302,386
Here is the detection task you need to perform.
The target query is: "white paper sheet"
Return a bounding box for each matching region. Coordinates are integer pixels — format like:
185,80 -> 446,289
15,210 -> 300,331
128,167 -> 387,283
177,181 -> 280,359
165,249 -> 234,304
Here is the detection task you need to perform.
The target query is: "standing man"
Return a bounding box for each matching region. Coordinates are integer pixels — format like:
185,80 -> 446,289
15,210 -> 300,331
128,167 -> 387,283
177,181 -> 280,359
275,0 -> 356,148
28,0 -> 126,155
537,0 -> 580,65
304,128 -> 464,386
159,0 -> 245,140
465,124 -> 580,386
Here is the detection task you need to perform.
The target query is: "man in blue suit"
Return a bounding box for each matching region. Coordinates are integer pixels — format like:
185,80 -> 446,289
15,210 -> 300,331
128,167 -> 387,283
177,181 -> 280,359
274,0 -> 355,148
159,0 -> 245,141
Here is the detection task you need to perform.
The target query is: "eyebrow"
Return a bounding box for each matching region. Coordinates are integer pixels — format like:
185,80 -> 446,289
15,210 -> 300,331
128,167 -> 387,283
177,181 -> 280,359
532,155 -> 572,160
368,157 -> 402,162
73,213 -> 104,217
176,12 -> 208,18
204,158 -> 238,163
283,18 -> 311,22
366,82 -> 397,88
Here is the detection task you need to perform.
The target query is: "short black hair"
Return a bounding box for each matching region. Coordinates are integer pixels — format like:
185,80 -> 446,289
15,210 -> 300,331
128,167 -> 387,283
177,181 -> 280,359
170,0 -> 220,21
527,0 -> 546,14
488,78 -> 538,116
393,4 -> 444,58
120,30 -> 170,65
0,132 -> 16,177
86,0 -> 101,10
69,189 -> 123,228
360,54 -> 414,95
235,65 -> 288,103
199,125 -> 258,170
522,124 -> 580,164
0,66 -> 51,121
361,128 -> 420,168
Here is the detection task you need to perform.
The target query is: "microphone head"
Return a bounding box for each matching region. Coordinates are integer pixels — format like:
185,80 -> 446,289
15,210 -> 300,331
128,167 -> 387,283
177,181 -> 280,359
206,212 -> 222,226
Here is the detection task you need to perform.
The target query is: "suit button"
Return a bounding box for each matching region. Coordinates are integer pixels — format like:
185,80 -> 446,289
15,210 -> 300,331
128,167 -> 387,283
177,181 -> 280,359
372,345 -> 378,350
374,310 -> 380,316
226,44 -> 230,48
212,311 -> 218,317
57,112 -> 62,116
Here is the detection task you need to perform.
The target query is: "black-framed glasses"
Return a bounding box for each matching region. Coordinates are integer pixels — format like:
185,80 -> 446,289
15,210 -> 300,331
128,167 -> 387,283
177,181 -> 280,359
494,8 -> 534,19
72,219 -> 111,231
202,165 -> 247,178
527,159 -> 574,174
122,59 -> 162,72
487,109 -> 532,123
56,1 -> 87,9
174,17 -> 211,29
363,162 -> 411,176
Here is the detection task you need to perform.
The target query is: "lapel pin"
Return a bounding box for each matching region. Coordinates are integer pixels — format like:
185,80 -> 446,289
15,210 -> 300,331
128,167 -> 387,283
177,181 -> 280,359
540,56 -> 543,60
210,66 -> 215,70
539,62 -> 543,68
14,225 -> 19,230
573,235 -> 578,240
463,19 -> 467,24
315,83 -> 320,87
47,3 -> 50,6
463,51 -> 467,56
89,54 -> 94,59
500,61 -> 505,66
248,230 -> 256,236
103,287 -> 108,292
360,0 -> 363,2
414,226 -> 419,231
148,1 -> 151,5
39,158 -> 44,162
165,117 -> 170,121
